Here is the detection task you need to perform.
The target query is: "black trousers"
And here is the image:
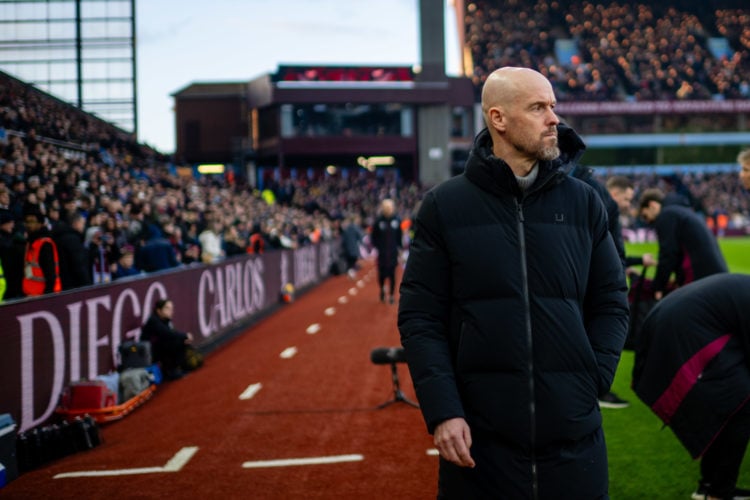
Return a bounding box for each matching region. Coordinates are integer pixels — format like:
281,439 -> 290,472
437,427 -> 609,499
378,264 -> 396,296
701,400 -> 750,497
155,338 -> 187,373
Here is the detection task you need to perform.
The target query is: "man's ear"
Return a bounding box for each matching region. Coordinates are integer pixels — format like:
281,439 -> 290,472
487,107 -> 506,132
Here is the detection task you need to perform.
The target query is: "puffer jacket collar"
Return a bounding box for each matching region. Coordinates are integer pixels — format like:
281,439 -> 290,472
464,124 -> 586,198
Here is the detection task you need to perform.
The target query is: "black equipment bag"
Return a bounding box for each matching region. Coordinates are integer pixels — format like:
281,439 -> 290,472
118,340 -> 152,369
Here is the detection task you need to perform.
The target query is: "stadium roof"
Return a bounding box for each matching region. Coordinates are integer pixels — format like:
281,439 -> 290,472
171,82 -> 247,98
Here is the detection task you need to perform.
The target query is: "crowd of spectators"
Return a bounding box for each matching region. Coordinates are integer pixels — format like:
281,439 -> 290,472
464,0 -> 750,102
0,70 -> 423,302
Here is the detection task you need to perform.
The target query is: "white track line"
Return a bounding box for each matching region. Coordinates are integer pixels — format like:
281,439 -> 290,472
324,307 -> 336,316
54,446 -> 199,478
426,448 -> 439,456
306,323 -> 321,335
279,347 -> 298,359
348,287 -> 358,296
338,296 -> 348,304
239,382 -> 263,400
242,454 -> 364,469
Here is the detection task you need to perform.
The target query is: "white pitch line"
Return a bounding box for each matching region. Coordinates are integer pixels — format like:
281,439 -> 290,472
324,307 -> 336,316
242,454 -> 364,469
239,382 -> 263,400
306,323 -> 321,335
54,446 -> 199,478
279,346 -> 298,359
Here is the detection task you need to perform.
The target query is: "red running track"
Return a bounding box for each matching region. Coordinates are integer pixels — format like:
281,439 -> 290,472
2,261 -> 438,499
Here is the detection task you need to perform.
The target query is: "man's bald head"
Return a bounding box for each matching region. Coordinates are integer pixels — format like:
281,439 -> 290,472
381,198 -> 395,217
481,67 -> 552,122
479,67 -> 560,173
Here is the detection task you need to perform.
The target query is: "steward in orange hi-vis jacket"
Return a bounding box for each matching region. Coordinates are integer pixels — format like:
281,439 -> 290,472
22,210 -> 61,296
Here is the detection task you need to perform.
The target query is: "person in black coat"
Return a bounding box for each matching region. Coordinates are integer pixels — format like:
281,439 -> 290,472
340,214 -> 363,277
371,198 -> 401,303
638,188 -> 728,300
51,211 -> 93,290
605,175 -> 656,268
398,67 -> 629,499
0,208 -> 25,300
140,298 -> 193,380
632,273 -> 750,500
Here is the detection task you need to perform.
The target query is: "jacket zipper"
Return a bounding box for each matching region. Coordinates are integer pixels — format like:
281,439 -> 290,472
516,198 -> 538,500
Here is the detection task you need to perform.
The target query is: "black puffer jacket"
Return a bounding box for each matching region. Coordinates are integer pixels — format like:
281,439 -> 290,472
398,126 -> 629,451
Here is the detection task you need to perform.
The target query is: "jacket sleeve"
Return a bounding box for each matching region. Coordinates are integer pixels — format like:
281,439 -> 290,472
584,194 -> 630,396
141,315 -> 187,345
398,192 -> 464,433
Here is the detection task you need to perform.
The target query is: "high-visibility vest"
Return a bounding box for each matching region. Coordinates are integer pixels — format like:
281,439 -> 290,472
0,259 -> 6,301
246,233 -> 264,255
23,237 -> 62,296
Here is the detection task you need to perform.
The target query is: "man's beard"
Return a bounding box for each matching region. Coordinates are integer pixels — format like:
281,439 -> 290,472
538,144 -> 560,161
511,132 -> 560,161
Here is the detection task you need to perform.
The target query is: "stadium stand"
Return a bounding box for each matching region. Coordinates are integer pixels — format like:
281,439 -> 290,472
464,0 -> 750,102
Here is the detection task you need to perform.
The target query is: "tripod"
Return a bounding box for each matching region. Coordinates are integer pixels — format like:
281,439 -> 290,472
370,346 -> 419,409
376,361 -> 419,409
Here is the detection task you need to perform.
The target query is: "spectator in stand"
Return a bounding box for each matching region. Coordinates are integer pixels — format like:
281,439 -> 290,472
222,225 -> 246,258
0,207 -> 24,300
22,207 -> 61,296
112,244 -> 141,280
140,298 -> 193,381
86,226 -> 116,284
0,185 -> 12,210
739,148 -> 750,191
51,211 -> 92,290
399,67 -> 628,499
632,273 -> 750,500
246,223 -> 265,255
198,220 -> 224,263
638,188 -> 728,300
135,223 -> 179,273
371,198 -> 401,304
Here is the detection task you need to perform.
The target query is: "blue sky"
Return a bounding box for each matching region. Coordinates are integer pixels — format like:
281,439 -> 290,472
137,0 -> 460,154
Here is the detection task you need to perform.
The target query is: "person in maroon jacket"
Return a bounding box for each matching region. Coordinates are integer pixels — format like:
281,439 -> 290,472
633,273 -> 750,500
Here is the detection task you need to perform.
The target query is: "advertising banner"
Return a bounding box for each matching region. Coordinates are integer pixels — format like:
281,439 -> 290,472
0,242 -> 337,432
